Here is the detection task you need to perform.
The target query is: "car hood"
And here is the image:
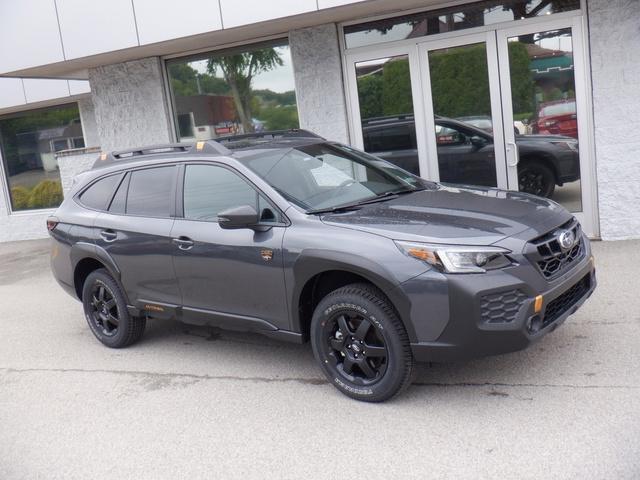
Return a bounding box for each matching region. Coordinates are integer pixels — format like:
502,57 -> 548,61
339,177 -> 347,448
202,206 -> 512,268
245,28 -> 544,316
320,185 -> 572,245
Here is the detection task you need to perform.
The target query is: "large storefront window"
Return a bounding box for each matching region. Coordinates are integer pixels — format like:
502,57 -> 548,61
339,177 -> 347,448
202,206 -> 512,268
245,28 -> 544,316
344,0 -> 580,49
0,104 -> 83,212
167,41 -> 298,141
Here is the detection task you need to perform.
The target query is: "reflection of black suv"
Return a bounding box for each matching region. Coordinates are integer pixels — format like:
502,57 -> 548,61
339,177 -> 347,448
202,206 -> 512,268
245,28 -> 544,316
362,115 -> 580,198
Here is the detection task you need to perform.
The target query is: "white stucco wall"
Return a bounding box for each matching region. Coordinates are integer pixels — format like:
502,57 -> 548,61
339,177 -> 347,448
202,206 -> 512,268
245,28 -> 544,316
77,97 -> 100,148
0,194 -> 52,242
290,24 -> 350,144
57,149 -> 101,195
89,57 -> 173,152
588,0 -> 640,240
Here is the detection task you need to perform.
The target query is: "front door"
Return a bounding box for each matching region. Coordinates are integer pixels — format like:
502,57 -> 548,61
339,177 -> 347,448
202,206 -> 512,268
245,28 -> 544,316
171,163 -> 289,331
418,32 -> 509,191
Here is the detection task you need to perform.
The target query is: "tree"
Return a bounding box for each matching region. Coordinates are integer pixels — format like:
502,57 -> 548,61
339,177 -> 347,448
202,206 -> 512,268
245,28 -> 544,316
207,48 -> 283,133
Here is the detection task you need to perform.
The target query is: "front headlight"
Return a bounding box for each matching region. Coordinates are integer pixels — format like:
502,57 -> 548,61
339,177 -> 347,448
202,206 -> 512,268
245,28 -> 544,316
394,241 -> 513,273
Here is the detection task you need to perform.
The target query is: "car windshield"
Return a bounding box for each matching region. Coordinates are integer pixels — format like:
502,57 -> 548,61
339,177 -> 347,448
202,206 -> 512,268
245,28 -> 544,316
242,143 -> 428,212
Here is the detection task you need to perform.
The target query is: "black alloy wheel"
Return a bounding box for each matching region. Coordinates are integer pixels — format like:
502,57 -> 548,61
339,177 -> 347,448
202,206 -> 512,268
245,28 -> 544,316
89,282 -> 120,337
311,283 -> 413,402
322,311 -> 388,385
82,268 -> 146,348
518,162 -> 556,198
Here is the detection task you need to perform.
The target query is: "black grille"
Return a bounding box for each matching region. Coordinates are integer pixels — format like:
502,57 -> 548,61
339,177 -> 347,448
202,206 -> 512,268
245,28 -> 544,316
480,289 -> 528,324
528,219 -> 585,280
543,273 -> 591,327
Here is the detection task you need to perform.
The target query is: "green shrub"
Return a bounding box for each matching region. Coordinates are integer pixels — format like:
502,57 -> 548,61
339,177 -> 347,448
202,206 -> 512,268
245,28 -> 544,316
10,186 -> 31,210
27,180 -> 63,209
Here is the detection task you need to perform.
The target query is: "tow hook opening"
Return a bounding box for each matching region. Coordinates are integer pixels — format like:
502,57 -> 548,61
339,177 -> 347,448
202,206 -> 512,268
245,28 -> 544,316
527,315 -> 543,334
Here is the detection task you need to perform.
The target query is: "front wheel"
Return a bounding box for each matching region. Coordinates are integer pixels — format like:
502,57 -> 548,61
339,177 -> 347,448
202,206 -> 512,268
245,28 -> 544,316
82,268 -> 146,348
310,283 -> 413,402
518,162 -> 556,198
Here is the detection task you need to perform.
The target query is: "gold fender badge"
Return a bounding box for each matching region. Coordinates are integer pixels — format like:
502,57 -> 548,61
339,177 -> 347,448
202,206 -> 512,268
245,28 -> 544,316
260,249 -> 274,262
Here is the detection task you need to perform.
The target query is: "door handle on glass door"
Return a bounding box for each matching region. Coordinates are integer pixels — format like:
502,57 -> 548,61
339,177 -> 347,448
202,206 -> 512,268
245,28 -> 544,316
507,141 -> 519,167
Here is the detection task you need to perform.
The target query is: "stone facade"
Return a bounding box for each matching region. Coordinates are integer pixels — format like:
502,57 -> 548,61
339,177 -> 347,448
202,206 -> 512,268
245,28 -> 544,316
89,57 -> 173,152
77,97 -> 100,148
290,24 -> 350,144
0,188 -> 52,242
588,0 -> 640,240
57,148 -> 101,195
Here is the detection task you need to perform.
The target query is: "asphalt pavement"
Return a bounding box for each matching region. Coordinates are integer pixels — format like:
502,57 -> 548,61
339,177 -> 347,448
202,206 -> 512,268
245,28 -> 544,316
0,238 -> 638,479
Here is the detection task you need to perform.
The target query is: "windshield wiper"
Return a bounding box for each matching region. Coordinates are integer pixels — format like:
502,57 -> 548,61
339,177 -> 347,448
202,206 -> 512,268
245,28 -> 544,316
307,187 -> 422,215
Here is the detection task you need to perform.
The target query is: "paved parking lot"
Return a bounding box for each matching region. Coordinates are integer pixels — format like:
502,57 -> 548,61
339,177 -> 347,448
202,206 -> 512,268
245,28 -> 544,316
1,238 -> 639,479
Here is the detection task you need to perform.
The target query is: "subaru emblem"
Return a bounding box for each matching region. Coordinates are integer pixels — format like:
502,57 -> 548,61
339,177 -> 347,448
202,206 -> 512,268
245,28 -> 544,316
557,230 -> 575,251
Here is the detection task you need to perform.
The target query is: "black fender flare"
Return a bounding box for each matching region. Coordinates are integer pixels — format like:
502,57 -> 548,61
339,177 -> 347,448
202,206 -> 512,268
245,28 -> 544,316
290,249 -> 416,341
70,242 -> 129,303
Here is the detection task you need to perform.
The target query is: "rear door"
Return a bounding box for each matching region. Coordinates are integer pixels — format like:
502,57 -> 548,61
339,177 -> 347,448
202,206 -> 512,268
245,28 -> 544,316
94,165 -> 181,310
170,163 -> 289,331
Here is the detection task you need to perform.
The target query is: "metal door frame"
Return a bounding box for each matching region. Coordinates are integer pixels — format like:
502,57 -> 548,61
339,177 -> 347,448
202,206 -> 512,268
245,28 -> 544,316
496,16 -> 597,236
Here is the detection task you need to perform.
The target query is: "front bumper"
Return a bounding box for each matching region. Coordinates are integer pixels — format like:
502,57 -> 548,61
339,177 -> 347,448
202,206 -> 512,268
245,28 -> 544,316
401,241 -> 596,363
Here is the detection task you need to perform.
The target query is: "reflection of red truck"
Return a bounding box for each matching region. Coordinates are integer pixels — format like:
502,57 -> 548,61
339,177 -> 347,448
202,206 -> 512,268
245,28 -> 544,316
533,99 -> 578,139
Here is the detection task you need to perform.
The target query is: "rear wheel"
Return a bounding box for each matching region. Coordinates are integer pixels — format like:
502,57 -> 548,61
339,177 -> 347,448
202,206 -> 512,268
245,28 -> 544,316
518,161 -> 556,198
311,283 -> 413,402
82,269 -> 145,348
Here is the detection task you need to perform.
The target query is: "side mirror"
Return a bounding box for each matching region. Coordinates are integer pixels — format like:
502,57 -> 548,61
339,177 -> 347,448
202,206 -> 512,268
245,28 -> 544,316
470,135 -> 488,148
218,205 -> 260,230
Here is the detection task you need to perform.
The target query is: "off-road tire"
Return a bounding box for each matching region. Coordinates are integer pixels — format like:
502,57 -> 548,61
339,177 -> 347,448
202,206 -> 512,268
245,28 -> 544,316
311,283 -> 413,402
82,268 -> 146,348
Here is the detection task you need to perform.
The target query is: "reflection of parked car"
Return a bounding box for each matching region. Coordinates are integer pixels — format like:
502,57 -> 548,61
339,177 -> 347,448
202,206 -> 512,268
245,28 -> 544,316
532,99 -> 578,139
362,115 -> 580,198
456,115 -> 493,133
455,115 -> 522,135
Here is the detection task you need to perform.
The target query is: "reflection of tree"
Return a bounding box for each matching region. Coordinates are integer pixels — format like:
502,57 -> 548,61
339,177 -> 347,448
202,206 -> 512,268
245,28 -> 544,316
207,49 -> 283,133
356,58 -> 413,119
357,43 -> 535,121
168,63 -> 229,97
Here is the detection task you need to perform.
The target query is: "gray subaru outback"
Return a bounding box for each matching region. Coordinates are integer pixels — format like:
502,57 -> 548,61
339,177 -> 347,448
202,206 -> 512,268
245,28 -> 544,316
49,130 -> 596,402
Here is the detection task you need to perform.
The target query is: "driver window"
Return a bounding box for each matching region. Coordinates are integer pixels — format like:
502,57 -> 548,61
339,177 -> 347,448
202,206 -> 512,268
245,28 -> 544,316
183,164 -> 277,223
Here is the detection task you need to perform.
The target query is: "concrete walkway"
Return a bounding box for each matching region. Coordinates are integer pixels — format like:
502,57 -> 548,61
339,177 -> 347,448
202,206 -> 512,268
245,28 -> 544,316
0,238 -> 638,479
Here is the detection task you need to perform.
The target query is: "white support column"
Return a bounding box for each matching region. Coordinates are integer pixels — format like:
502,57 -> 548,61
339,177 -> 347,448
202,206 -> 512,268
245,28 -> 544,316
588,0 -> 640,240
290,24 -> 350,144
89,57 -> 174,152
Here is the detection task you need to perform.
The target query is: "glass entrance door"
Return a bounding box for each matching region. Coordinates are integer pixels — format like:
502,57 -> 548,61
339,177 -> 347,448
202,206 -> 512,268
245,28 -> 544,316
418,32 -> 508,189
345,15 -> 597,236
497,17 -> 596,235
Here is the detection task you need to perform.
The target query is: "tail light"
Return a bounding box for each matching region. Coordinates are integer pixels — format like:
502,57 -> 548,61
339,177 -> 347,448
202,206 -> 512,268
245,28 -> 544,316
46,217 -> 59,231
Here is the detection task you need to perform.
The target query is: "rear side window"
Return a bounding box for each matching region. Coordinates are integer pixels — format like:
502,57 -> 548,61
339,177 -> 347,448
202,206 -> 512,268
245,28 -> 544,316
78,174 -> 122,211
364,125 -> 415,152
126,166 -> 175,217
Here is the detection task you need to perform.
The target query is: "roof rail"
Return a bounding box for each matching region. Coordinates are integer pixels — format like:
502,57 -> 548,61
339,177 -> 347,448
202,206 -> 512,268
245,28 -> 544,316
214,129 -> 324,144
362,114 -> 415,126
92,140 -> 231,169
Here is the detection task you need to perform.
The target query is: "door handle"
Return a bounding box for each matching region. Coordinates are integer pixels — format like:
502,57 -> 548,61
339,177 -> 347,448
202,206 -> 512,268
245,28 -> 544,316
100,229 -> 117,242
172,236 -> 194,251
507,141 -> 519,167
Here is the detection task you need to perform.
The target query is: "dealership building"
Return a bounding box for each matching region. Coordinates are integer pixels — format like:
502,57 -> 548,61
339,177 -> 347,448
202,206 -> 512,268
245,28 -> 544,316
0,0 -> 637,242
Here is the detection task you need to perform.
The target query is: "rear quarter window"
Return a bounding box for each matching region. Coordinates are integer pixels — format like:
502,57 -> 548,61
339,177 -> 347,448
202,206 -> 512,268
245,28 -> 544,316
78,174 -> 123,211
